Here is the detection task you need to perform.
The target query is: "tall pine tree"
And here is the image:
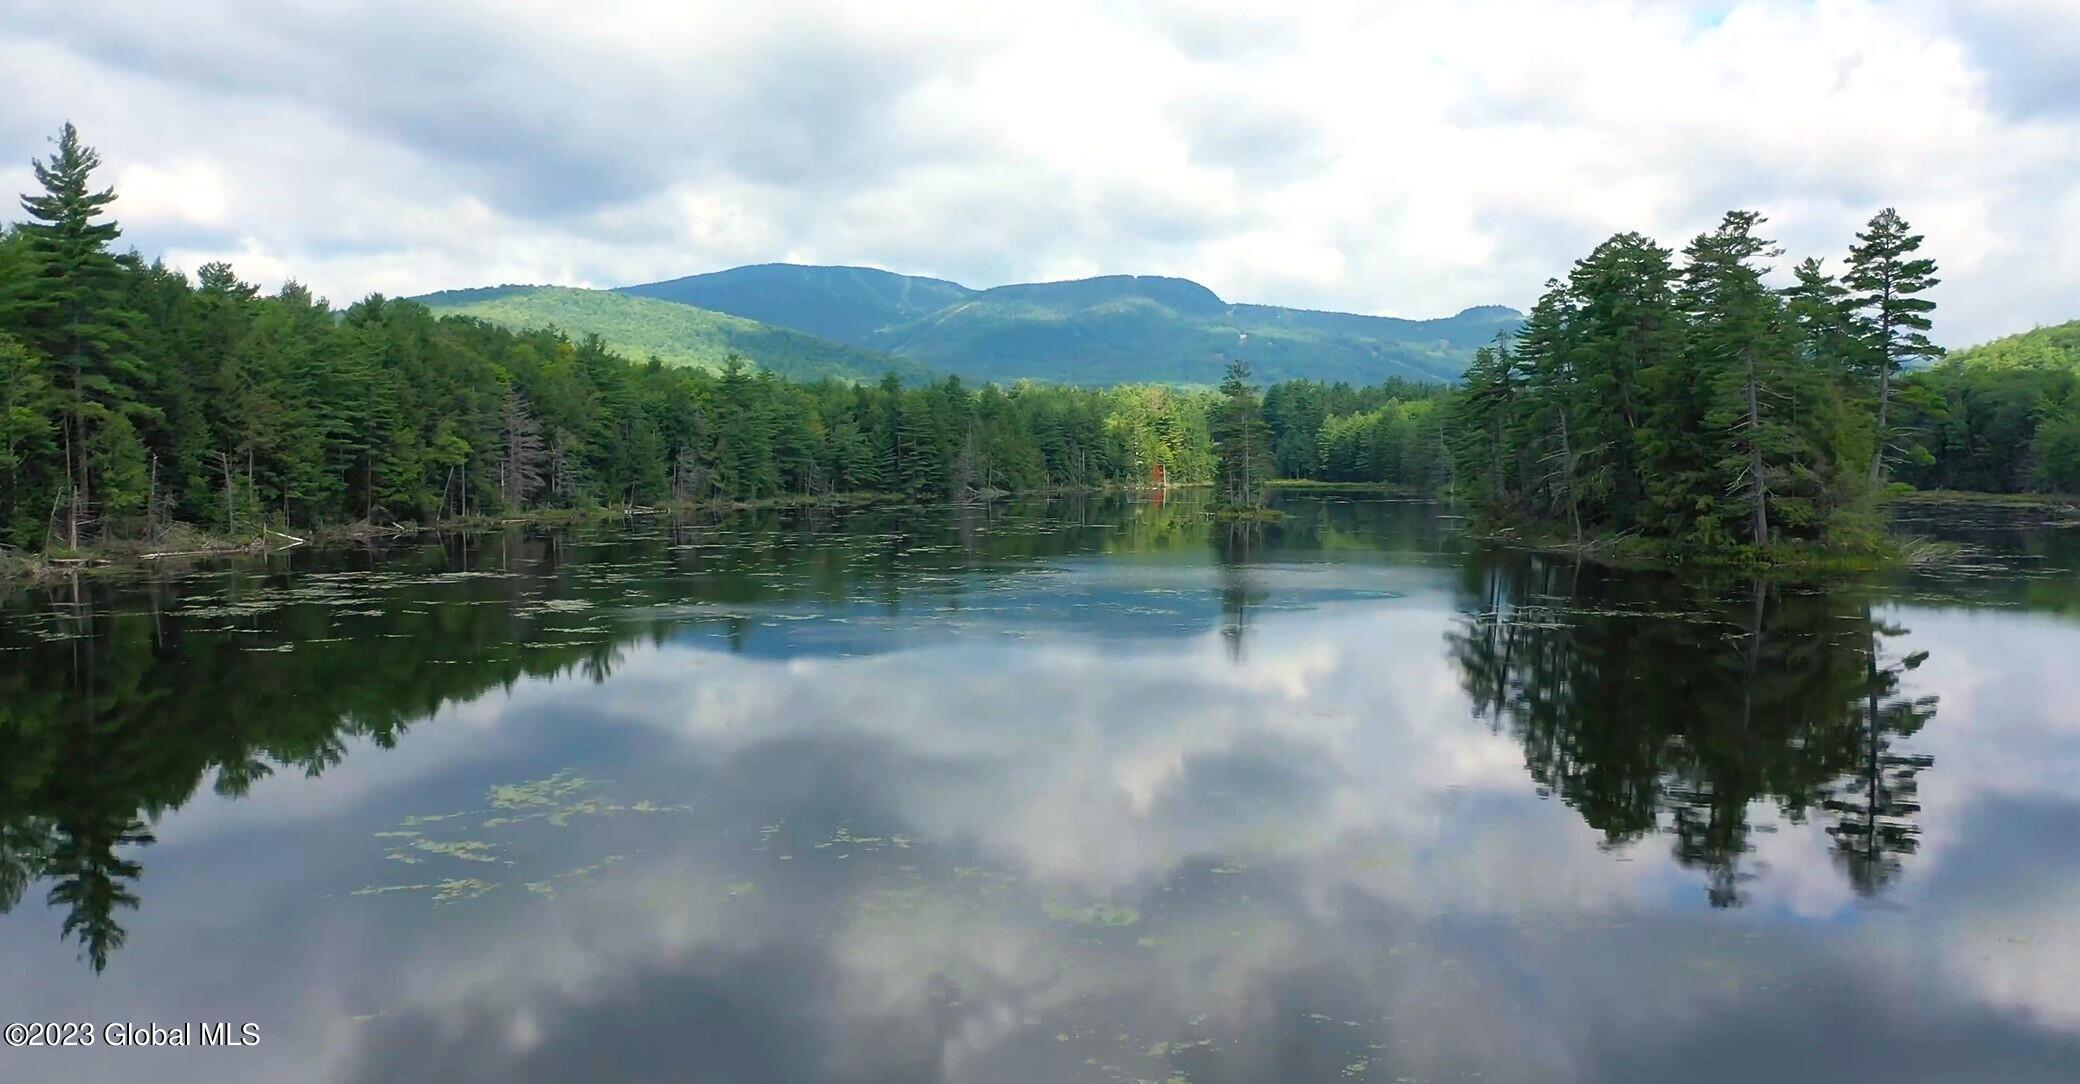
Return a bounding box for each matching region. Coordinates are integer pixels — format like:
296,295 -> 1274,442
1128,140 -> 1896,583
5,123 -> 151,548
1845,208 -> 1940,485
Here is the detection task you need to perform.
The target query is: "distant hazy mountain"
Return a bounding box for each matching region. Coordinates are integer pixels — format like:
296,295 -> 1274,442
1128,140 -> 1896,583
419,265 -> 1521,386
413,285 -> 931,383
618,265 -> 1521,384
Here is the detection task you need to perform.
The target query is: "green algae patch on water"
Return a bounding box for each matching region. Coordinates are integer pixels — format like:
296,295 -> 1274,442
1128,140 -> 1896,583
387,837 -> 508,865
354,767 -> 686,908
487,769 -> 593,811
1043,900 -> 1143,927
349,878 -> 498,905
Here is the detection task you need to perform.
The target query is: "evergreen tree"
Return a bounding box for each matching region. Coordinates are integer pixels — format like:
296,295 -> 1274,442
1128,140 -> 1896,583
1209,360 -> 1272,508
1563,232 -> 1681,525
1681,211 -> 1799,545
1511,284 -> 1588,538
0,333 -> 57,546
1449,336 -> 1522,512
1845,208 -> 1941,485
6,123 -> 151,549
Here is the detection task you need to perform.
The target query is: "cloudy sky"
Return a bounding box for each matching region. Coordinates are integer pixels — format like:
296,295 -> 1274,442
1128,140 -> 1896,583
2,0 -> 2074,345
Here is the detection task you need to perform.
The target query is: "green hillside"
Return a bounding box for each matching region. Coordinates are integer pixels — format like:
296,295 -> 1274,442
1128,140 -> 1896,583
413,285 -> 929,382
613,265 -> 1523,386
1941,319 -> 2080,371
1898,319 -> 2080,494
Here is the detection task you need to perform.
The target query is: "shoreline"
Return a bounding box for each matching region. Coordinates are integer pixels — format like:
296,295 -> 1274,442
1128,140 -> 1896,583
8,482 -> 2058,586
0,486 -> 1167,586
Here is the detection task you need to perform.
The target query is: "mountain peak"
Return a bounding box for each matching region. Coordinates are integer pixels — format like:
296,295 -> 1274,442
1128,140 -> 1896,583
978,274 -> 1227,315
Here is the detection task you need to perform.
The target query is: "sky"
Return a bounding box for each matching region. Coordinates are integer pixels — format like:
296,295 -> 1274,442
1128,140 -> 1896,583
1,0 -> 2075,346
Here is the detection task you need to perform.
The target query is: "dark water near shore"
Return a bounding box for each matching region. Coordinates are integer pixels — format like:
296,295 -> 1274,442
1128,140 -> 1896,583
3,493 -> 2078,1082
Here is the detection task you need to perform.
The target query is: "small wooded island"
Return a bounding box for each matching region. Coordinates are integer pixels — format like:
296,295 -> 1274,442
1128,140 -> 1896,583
1449,208 -> 1939,567
2,122 -> 2076,576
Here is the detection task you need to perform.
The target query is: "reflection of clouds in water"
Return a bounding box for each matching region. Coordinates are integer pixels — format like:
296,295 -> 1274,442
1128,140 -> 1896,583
1937,884 -> 2080,1033
36,572 -> 2080,1081
541,595 -> 1626,905
1899,607 -> 2080,809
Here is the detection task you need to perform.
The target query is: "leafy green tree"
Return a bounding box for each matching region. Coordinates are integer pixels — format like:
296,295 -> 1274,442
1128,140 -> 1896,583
86,412 -> 149,536
2032,397 -> 2080,493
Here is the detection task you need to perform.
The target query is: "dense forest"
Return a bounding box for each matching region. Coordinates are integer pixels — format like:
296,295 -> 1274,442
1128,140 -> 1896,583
1892,321 -> 2080,494
2,124 -> 2071,562
1445,208 -> 1955,554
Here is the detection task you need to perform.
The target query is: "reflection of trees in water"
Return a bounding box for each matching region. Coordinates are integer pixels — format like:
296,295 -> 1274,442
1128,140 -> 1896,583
1448,553 -> 1935,906
1213,522 -> 1269,663
1828,621 -> 1935,894
0,549 -> 662,972
1,497 -> 1437,972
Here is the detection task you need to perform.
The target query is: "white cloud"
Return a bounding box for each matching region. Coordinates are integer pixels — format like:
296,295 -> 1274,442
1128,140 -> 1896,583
1,0 -> 2074,343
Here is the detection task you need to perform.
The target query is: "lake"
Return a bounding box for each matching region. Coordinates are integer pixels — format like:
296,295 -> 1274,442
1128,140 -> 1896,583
3,492 -> 2078,1082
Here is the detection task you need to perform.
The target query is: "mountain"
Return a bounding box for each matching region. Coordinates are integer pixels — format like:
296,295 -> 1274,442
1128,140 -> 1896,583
616,263 -> 975,346
412,285 -> 930,382
1941,320 -> 2080,371
617,265 -> 1523,385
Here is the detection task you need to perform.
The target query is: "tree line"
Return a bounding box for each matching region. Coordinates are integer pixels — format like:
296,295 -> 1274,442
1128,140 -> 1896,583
0,124 -> 1475,555
6,123 -> 2063,562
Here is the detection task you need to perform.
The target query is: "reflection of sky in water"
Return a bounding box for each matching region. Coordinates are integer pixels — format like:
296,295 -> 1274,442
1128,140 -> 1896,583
4,512 -> 2080,1082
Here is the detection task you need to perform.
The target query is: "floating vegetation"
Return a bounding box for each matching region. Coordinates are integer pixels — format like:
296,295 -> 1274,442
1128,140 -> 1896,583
356,769 -> 686,908
488,769 -> 592,809
1043,900 -> 1143,927
349,877 -> 497,905
432,878 -> 498,904
385,837 -> 507,865
523,855 -> 632,899
476,771 -> 691,828
516,597 -> 595,617
813,824 -> 913,856
399,811 -> 476,828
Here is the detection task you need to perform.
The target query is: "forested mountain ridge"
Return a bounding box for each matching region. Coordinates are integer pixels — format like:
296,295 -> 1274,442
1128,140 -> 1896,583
857,274 -> 1520,386
414,284 -> 933,383
616,263 -> 975,345
605,263 -> 1524,386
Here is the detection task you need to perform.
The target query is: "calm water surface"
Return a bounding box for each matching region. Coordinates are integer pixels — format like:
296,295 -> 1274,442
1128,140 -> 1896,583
3,494 -> 2079,1082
